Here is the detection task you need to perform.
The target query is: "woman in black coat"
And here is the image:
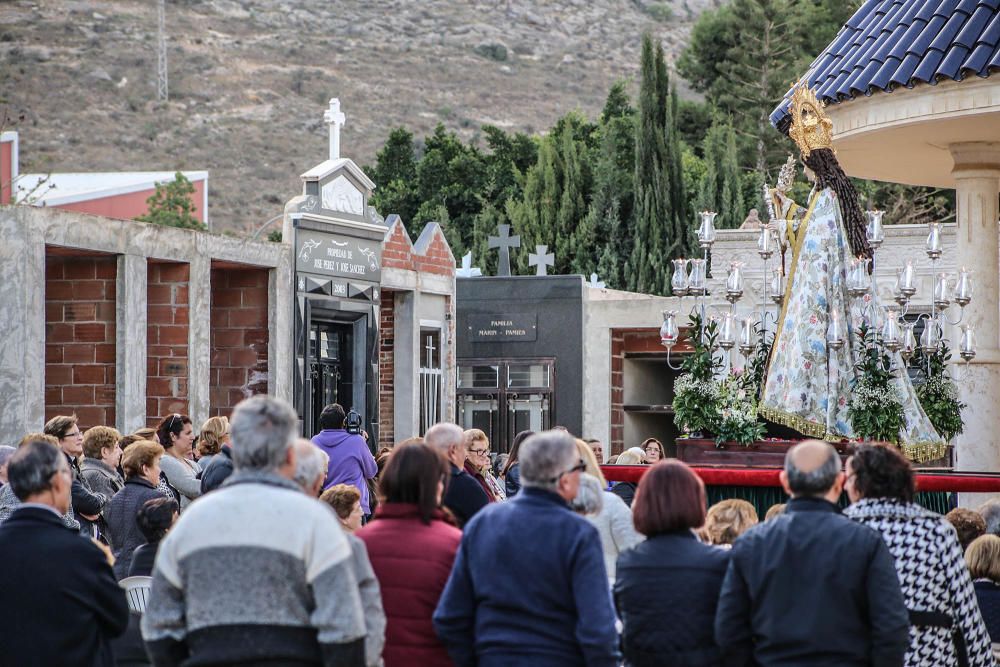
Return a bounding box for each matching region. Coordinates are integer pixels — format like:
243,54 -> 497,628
105,441 -> 166,580
614,460 -> 731,667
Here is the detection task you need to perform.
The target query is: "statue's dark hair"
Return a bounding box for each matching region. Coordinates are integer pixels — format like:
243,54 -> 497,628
803,148 -> 872,259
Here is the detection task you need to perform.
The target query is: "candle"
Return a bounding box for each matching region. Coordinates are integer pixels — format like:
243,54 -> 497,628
926,222 -> 943,260
960,325 -> 976,362
757,225 -> 777,259
768,268 -> 784,305
933,273 -> 950,308
881,309 -> 901,352
901,322 -> 917,361
866,210 -> 885,250
697,211 -> 718,249
739,316 -> 755,355
827,310 -> 844,351
955,267 -> 973,307
688,258 -> 708,294
660,310 -> 679,349
897,260 -> 916,297
725,261 -> 744,303
718,311 -> 736,350
671,259 -> 690,297
920,318 -> 940,353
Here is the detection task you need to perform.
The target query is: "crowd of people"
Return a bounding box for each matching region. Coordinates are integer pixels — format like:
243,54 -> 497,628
3,397 -> 1000,666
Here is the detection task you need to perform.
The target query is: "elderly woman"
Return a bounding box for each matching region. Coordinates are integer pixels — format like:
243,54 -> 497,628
194,416 -> 229,473
967,535 -> 1000,662
845,442 -> 994,667
156,413 -> 201,510
106,440 -> 167,580
129,496 -> 179,578
577,440 -> 643,581
615,460 -> 730,665
357,441 -> 460,667
703,499 -> 758,548
464,428 -> 505,502
80,426 -> 125,502
610,447 -> 646,507
321,484 -> 365,533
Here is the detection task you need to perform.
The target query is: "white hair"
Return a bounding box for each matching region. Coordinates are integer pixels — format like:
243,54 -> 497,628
616,447 -> 646,465
570,473 -> 604,515
292,439 -> 328,492
520,430 -> 578,492
230,395 -> 298,471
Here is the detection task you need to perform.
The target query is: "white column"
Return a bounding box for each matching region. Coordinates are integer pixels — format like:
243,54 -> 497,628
116,254 -> 147,433
950,143 -> 1000,503
394,290 -> 419,438
187,254 -> 211,427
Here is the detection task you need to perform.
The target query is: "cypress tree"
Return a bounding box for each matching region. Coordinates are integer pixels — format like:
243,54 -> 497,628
698,119 -> 744,229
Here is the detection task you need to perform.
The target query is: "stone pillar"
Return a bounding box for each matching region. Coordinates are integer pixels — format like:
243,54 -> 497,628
950,143 -> 1000,503
393,290 -> 419,439
116,254 -> 147,434
187,254 -> 211,427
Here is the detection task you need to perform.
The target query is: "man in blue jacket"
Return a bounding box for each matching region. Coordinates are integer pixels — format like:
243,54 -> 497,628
433,430 -> 619,667
714,439 -> 910,667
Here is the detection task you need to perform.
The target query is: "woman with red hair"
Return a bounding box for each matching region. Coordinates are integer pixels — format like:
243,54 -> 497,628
614,460 -> 731,666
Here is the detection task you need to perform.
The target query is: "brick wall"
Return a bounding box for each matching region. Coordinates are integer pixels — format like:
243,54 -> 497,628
147,262 -> 190,425
609,329 -> 625,454
382,220 -> 455,277
209,267 -> 269,417
378,292 -> 395,448
45,254 -> 117,429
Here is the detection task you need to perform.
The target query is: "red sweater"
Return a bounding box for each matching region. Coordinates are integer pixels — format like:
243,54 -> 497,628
357,503 -> 461,667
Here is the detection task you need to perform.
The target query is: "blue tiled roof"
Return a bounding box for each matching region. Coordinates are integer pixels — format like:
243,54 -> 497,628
770,0 -> 1000,132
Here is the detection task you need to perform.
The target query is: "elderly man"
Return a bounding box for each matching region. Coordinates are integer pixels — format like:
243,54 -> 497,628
293,438 -> 330,498
293,438 -> 387,667
0,440 -> 129,667
715,440 -> 910,667
433,430 -> 619,666
426,423 -> 489,527
142,395 -> 367,666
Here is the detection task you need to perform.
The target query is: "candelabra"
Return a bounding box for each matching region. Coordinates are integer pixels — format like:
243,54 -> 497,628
660,207 -> 784,372
854,214 -> 976,373
659,205 -> 976,377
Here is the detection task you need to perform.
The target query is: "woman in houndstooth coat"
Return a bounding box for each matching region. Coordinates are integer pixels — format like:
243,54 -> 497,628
844,443 -> 994,667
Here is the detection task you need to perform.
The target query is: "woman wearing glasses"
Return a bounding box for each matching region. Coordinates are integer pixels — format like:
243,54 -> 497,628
463,429 -> 505,502
156,413 -> 201,510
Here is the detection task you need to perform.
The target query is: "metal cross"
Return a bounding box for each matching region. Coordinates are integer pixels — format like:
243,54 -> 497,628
456,251 -> 483,278
488,224 -> 520,276
527,245 -> 555,276
425,334 -> 437,368
323,98 -> 346,160
588,273 -> 606,289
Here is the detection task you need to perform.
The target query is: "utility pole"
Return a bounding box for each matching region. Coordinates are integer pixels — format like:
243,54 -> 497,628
157,0 -> 168,101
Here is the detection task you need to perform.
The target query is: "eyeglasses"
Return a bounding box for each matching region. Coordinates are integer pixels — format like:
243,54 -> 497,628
549,459 -> 587,483
469,448 -> 489,456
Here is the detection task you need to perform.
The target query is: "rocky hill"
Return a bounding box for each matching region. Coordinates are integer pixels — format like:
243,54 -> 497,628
1,0 -> 718,232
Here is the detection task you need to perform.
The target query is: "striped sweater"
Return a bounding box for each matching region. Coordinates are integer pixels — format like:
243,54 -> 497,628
141,471 -> 367,666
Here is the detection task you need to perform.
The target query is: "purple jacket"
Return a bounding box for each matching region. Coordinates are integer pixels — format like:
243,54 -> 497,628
311,429 -> 378,514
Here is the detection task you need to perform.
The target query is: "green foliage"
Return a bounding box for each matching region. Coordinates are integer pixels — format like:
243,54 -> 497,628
913,343 -> 966,441
697,119 -> 744,229
629,34 -> 688,295
135,172 -> 205,231
847,323 -> 905,443
266,229 -> 282,242
715,374 -> 767,446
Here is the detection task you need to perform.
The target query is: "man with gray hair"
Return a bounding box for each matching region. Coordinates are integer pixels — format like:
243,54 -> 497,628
293,438 -> 330,498
425,422 -> 488,527
977,499 -> 1000,537
715,440 -> 910,667
434,430 -> 619,666
0,440 -> 128,666
143,395 -> 367,666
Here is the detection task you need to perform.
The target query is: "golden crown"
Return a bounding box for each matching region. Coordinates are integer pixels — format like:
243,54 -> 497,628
788,84 -> 834,158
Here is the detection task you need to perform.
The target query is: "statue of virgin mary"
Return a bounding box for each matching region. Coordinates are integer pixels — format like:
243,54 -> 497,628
759,86 -> 944,462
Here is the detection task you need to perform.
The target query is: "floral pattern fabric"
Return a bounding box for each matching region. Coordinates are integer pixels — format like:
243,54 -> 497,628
761,188 -> 943,457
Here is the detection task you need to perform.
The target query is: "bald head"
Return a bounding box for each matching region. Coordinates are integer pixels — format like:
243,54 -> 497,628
783,439 -> 841,498
425,423 -> 466,468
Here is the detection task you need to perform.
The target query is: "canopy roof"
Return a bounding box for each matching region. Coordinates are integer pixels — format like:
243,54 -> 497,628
771,0 -> 1000,132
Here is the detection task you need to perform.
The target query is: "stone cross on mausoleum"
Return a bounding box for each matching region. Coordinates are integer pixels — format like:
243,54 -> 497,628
456,252 -> 483,278
324,98 -> 346,160
489,224 -> 520,277
528,245 -> 554,276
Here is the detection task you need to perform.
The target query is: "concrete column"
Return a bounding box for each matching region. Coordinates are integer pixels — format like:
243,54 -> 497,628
0,208 -> 46,443
950,143 -> 1000,501
188,254 -> 211,427
116,254 -> 147,433
394,290 -> 418,438
269,255 -> 295,404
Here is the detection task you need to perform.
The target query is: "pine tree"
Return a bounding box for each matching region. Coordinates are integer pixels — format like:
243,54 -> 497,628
135,172 -> 205,231
697,119 -> 744,229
